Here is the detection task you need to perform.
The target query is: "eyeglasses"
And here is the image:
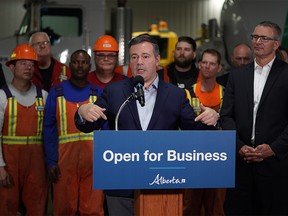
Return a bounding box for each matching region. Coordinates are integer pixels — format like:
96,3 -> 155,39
250,34 -> 278,42
95,54 -> 118,60
32,41 -> 50,47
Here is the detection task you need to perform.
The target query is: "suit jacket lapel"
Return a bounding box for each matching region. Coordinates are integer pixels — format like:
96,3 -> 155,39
123,78 -> 142,129
147,80 -> 169,130
259,58 -> 283,108
245,63 -> 255,116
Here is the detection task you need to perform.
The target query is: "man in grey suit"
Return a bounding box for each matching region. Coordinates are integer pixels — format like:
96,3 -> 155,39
220,21 -> 288,215
75,34 -> 219,216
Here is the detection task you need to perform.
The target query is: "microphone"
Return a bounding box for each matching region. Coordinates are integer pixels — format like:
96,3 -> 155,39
115,76 -> 144,130
133,76 -> 145,107
115,93 -> 135,131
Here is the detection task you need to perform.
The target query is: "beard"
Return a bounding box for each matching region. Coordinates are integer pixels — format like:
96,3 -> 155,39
174,58 -> 194,69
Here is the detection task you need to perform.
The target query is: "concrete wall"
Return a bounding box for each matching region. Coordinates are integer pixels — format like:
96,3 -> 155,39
0,0 -> 26,38
0,0 -> 225,40
106,0 -> 224,39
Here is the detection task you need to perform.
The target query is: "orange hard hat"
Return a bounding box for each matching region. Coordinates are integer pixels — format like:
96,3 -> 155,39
6,43 -> 38,67
93,35 -> 119,52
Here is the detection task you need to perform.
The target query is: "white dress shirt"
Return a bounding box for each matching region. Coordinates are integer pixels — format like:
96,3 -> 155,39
251,57 -> 275,142
137,76 -> 158,131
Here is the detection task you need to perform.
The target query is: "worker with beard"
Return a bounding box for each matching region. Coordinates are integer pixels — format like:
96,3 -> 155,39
157,36 -> 199,89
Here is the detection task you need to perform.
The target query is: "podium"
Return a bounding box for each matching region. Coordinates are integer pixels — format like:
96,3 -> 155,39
134,189 -> 183,216
93,131 -> 235,215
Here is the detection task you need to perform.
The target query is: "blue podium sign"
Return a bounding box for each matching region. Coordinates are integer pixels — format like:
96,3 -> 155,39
93,130 -> 235,190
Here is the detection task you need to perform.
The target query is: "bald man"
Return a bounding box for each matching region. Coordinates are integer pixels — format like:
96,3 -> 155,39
217,43 -> 253,86
231,43 -> 253,67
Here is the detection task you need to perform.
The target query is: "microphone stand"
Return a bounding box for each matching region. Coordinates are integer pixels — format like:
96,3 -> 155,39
115,93 -> 137,131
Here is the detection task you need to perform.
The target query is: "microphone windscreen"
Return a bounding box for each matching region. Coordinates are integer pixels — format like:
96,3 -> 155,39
133,75 -> 144,87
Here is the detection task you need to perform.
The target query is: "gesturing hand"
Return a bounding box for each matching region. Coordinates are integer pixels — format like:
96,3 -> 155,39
194,104 -> 219,126
78,103 -> 107,122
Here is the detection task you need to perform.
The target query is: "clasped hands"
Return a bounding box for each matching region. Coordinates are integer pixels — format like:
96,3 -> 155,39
79,103 -> 218,126
239,144 -> 275,163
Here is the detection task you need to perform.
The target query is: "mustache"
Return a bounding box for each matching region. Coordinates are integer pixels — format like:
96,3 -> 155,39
136,66 -> 145,70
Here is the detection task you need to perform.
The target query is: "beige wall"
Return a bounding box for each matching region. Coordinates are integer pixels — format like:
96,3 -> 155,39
106,0 -> 225,39
0,0 -> 224,40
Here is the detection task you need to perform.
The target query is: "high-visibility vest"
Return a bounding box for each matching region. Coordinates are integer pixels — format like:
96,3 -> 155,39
185,83 -> 224,115
2,86 -> 44,145
55,86 -> 98,144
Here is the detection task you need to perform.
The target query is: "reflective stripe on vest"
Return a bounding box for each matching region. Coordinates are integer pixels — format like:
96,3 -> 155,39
36,96 -> 45,136
2,95 -> 44,145
185,84 -> 224,116
58,132 -> 94,144
59,65 -> 67,82
2,136 -> 43,145
57,94 -> 97,144
184,89 -> 192,104
7,97 -> 17,136
185,89 -> 201,115
63,65 -> 66,76
89,95 -> 97,104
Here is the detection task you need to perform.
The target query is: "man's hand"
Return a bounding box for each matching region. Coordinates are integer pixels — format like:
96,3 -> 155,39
78,103 -> 107,122
255,144 -> 275,159
0,166 -> 13,188
239,145 -> 261,163
194,104 -> 218,126
239,144 -> 274,163
48,165 -> 61,183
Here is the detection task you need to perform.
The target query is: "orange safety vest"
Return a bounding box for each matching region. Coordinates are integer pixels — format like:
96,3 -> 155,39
0,86 -> 48,216
185,83 -> 224,115
2,86 -> 44,144
53,86 -> 104,216
56,86 -> 98,143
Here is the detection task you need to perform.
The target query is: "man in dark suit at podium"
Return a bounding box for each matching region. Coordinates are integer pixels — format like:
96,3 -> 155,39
75,34 -> 219,216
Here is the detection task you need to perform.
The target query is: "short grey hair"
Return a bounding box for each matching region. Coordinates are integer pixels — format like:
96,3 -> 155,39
28,32 -> 50,45
257,21 -> 282,40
